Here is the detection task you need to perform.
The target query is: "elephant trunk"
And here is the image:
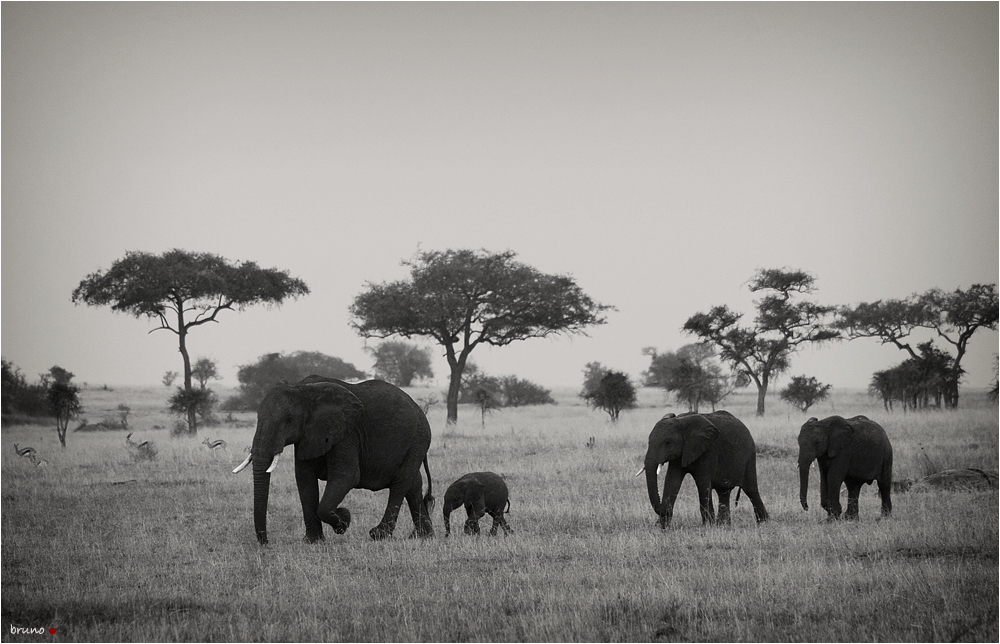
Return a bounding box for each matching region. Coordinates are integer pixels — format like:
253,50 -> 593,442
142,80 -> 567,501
645,467 -> 661,515
799,463 -> 810,511
253,464 -> 271,544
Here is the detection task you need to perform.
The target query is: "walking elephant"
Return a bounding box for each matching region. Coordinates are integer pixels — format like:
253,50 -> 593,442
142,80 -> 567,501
232,375 -> 435,545
442,472 -> 512,536
642,411 -> 768,528
798,415 -> 892,520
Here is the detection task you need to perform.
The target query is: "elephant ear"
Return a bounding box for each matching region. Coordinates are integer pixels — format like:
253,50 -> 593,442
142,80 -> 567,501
296,383 -> 363,460
827,417 -> 854,458
682,416 -> 720,468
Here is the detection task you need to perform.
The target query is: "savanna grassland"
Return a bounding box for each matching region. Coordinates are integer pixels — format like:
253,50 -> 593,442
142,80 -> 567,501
2,384 -> 997,642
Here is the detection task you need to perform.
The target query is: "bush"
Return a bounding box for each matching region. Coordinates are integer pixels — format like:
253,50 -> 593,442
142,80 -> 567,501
779,375 -> 832,413
168,387 -> 219,433
457,364 -> 555,408
366,340 -> 434,386
582,370 -> 637,422
223,351 -> 368,411
2,358 -> 51,420
499,376 -> 555,407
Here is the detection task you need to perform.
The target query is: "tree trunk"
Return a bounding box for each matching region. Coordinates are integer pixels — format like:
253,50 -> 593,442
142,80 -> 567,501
176,311 -> 197,434
444,343 -> 470,425
755,375 -> 768,416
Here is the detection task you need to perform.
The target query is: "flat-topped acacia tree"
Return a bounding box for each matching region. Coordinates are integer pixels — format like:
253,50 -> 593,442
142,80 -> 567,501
350,249 -> 613,423
72,249 -> 310,433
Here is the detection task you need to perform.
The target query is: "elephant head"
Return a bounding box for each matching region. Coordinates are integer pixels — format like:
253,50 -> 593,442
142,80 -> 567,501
797,415 -> 853,510
644,414 -> 720,514
233,380 -> 363,544
442,477 -> 484,537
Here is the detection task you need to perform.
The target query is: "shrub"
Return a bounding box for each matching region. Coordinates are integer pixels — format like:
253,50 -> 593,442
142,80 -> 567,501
2,358 -> 51,420
223,351 -> 367,411
582,370 -> 637,422
457,364 -> 555,408
779,375 -> 832,413
168,387 -> 218,433
366,340 -> 434,386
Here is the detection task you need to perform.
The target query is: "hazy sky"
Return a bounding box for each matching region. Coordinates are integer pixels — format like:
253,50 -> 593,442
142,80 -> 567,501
3,3 -> 997,392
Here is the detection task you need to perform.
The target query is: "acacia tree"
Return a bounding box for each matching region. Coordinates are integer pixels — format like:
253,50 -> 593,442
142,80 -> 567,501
366,340 -> 434,386
351,249 -> 612,423
72,249 -> 309,433
582,370 -> 637,422
48,381 -> 82,448
684,268 -> 838,416
779,375 -> 832,414
836,284 -> 997,408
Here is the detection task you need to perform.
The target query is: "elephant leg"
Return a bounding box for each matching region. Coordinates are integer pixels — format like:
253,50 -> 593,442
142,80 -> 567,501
491,512 -> 512,535
818,463 -> 832,514
370,477 -> 410,541
693,473 -> 715,525
741,478 -> 769,524
487,509 -> 512,536
464,498 -> 485,535
317,476 -> 355,535
295,460 -> 324,542
403,469 -> 434,538
824,466 -> 845,519
844,480 -> 863,520
659,464 -> 686,529
443,502 -> 456,537
877,475 -> 892,518
716,488 -> 732,525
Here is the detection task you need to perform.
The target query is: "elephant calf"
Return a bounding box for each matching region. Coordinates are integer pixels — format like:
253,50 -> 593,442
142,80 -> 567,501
443,472 -> 512,536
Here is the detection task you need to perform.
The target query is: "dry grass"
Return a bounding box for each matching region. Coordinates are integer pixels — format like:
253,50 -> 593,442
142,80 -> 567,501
2,385 -> 997,642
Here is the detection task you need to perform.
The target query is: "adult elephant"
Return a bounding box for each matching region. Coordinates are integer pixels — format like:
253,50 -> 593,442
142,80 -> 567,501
798,415 -> 892,520
642,411 -> 768,528
232,375 -> 434,545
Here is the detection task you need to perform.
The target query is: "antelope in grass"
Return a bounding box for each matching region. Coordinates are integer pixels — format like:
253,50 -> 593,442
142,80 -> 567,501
126,433 -> 157,461
126,433 -> 149,449
203,438 -> 227,450
14,444 -> 37,460
585,437 -> 595,449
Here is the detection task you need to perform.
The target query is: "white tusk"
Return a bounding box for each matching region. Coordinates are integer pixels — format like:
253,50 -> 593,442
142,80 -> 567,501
634,467 -> 645,477
266,453 -> 280,473
657,464 -> 664,475
232,454 -> 252,474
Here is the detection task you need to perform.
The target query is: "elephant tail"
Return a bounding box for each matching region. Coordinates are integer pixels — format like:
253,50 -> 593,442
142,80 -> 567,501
504,499 -> 511,515
734,487 -> 742,508
422,456 -> 435,513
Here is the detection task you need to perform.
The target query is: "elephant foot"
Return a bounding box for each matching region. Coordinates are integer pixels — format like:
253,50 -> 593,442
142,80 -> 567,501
304,533 -> 325,544
410,523 -> 434,539
332,508 -> 352,534
369,525 -> 395,541
256,530 -> 268,545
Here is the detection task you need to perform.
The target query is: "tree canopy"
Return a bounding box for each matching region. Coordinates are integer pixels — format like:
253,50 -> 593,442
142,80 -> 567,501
351,249 -> 612,422
366,340 -> 434,387
581,370 -> 637,422
72,249 -> 309,432
836,283 -> 997,408
642,344 -> 746,412
683,268 -> 838,416
224,351 -> 368,411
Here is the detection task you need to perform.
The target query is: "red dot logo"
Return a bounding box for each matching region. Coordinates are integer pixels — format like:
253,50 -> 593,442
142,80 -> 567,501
49,628 -> 56,635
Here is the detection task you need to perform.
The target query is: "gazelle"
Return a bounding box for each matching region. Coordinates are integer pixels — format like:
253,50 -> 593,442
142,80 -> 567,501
14,444 -> 37,459
203,438 -> 227,450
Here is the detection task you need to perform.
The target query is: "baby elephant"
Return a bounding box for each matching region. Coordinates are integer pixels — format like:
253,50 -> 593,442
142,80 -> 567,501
443,472 -> 512,536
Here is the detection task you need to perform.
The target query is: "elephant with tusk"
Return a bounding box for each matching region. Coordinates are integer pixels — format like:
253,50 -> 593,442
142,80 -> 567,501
643,410 -> 768,529
233,375 -> 435,545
